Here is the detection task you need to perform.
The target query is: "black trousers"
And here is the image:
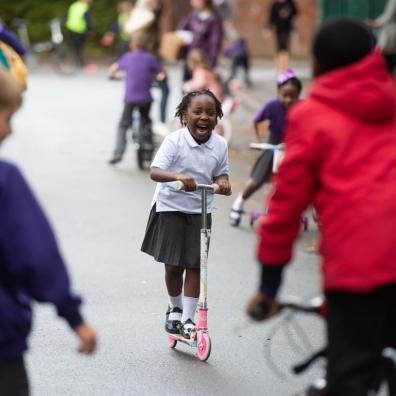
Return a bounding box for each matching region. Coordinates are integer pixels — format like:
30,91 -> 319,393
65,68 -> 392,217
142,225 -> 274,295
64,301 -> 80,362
0,359 -> 29,396
226,53 -> 251,86
67,30 -> 86,67
326,283 -> 396,396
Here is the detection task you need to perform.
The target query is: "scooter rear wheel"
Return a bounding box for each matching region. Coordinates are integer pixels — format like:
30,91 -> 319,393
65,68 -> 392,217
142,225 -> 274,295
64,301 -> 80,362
167,335 -> 177,349
197,332 -> 211,361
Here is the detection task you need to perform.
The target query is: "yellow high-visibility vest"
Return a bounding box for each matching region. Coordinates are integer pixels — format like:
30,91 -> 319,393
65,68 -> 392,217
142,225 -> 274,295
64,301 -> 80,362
66,1 -> 89,34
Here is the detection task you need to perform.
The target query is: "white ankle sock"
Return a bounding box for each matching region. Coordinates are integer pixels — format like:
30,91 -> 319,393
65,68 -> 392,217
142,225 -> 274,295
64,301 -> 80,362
232,193 -> 244,211
168,294 -> 182,321
181,296 -> 199,323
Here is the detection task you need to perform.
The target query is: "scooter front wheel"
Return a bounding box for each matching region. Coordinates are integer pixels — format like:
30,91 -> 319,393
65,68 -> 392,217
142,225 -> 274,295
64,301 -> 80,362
197,332 -> 211,361
167,335 -> 177,349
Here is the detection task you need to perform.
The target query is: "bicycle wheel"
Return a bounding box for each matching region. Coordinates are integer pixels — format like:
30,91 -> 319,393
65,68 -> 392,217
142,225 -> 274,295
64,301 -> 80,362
52,43 -> 77,75
136,122 -> 154,170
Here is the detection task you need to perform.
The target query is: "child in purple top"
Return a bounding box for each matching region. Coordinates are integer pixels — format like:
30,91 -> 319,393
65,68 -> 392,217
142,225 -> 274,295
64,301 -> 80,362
108,32 -> 165,165
179,0 -> 223,80
0,70 -> 96,395
229,70 -> 302,226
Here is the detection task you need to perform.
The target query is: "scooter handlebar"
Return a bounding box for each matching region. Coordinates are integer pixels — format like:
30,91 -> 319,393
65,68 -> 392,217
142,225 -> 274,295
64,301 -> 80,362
172,181 -> 219,193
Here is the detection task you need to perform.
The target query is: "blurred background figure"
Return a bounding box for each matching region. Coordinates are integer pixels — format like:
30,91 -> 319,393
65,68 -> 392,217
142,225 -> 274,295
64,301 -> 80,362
366,0 -> 396,76
223,22 -> 251,88
265,0 -> 298,73
123,0 -> 168,123
108,31 -> 165,165
214,0 -> 233,21
183,48 -> 224,101
124,0 -> 163,54
178,0 -> 223,81
65,0 -> 93,68
101,1 -> 134,58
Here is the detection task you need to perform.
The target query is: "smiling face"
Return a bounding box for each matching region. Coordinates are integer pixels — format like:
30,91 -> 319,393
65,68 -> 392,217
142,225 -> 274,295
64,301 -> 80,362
278,82 -> 300,110
183,94 -> 218,143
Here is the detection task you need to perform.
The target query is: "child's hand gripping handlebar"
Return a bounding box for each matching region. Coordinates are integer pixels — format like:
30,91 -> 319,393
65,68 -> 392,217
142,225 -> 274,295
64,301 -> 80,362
171,181 -> 232,196
173,181 -> 220,194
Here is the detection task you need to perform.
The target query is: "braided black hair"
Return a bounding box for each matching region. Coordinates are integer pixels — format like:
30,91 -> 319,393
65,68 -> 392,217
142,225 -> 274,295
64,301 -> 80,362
175,89 -> 223,126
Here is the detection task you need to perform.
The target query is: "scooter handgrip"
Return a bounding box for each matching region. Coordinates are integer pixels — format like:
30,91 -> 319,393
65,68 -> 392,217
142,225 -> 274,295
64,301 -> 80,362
173,181 -> 185,190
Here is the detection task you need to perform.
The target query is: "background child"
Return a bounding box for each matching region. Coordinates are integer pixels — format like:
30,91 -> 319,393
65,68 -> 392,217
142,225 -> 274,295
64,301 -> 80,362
101,1 -> 133,58
141,89 -> 231,339
108,31 -> 165,165
183,49 -> 225,102
223,24 -> 252,88
0,70 -> 96,395
229,69 -> 302,226
247,18 -> 396,395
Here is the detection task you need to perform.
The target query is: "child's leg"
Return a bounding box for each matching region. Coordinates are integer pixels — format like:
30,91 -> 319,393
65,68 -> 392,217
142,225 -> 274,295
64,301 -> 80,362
109,102 -> 133,163
182,268 -> 200,323
230,179 -> 262,214
241,178 -> 262,200
165,264 -> 184,321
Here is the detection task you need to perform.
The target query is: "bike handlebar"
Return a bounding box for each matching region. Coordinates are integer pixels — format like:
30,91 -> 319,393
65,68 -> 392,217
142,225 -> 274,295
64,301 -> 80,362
249,143 -> 284,151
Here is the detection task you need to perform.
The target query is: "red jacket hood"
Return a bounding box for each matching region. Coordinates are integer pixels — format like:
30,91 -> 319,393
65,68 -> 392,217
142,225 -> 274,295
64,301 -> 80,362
310,50 -> 396,123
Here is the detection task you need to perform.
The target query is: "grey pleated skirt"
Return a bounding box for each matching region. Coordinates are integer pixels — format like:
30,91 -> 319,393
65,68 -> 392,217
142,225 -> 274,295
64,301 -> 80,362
141,204 -> 212,269
250,150 -> 274,185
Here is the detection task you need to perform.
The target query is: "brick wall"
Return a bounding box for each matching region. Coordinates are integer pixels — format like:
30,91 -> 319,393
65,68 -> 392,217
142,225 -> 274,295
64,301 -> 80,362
161,0 -> 318,58
233,0 -> 318,57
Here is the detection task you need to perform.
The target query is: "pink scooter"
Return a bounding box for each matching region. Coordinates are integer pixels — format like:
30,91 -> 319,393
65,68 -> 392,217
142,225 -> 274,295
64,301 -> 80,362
166,182 -> 219,361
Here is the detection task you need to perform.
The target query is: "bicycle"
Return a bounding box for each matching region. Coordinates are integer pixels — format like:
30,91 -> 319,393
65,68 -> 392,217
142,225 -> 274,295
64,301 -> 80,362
131,112 -> 155,170
249,296 -> 396,395
12,18 -> 77,75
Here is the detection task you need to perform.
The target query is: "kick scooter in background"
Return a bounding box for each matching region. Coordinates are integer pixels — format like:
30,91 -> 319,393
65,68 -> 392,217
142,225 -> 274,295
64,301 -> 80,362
166,182 -> 221,362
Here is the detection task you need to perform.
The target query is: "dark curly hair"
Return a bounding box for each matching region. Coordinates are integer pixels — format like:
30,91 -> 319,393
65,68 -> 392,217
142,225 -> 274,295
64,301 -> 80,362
277,77 -> 303,95
175,89 -> 223,126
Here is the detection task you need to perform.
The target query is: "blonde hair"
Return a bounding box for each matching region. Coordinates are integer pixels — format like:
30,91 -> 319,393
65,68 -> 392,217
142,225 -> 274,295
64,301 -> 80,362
0,69 -> 22,111
187,49 -> 210,71
131,30 -> 149,49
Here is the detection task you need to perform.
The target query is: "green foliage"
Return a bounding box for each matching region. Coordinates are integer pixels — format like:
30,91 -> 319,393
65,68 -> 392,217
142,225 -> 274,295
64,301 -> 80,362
1,0 -> 120,43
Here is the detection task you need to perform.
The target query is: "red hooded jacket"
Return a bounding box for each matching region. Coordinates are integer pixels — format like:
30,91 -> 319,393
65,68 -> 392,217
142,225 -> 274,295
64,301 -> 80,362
257,50 -> 396,292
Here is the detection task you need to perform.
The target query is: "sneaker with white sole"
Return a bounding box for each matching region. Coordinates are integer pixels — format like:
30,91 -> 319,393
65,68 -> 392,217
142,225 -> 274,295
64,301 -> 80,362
180,318 -> 196,339
165,306 -> 182,334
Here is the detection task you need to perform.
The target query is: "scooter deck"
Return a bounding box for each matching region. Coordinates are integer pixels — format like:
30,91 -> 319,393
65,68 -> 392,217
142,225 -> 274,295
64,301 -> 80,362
167,332 -> 197,346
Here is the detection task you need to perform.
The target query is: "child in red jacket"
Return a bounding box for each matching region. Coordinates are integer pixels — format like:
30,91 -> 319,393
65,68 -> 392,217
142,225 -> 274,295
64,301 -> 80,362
247,18 -> 396,396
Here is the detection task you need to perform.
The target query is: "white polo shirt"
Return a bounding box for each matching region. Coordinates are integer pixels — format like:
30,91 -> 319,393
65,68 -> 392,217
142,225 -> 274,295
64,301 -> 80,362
151,127 -> 229,214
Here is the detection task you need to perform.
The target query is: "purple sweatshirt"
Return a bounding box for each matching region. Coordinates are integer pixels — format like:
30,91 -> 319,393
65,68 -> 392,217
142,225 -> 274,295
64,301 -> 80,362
254,98 -> 286,144
178,10 -> 223,66
0,161 -> 83,361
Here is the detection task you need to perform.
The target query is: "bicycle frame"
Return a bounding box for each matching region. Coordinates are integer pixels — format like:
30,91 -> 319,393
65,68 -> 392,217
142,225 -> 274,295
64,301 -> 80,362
275,297 -> 396,395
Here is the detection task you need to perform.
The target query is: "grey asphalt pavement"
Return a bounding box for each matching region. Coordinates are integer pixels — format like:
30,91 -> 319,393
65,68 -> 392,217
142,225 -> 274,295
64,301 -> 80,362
3,65 -> 323,396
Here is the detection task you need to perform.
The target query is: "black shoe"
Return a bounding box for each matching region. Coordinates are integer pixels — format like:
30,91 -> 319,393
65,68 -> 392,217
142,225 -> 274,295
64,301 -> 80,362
165,306 -> 182,334
108,157 -> 122,165
180,318 -> 195,339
